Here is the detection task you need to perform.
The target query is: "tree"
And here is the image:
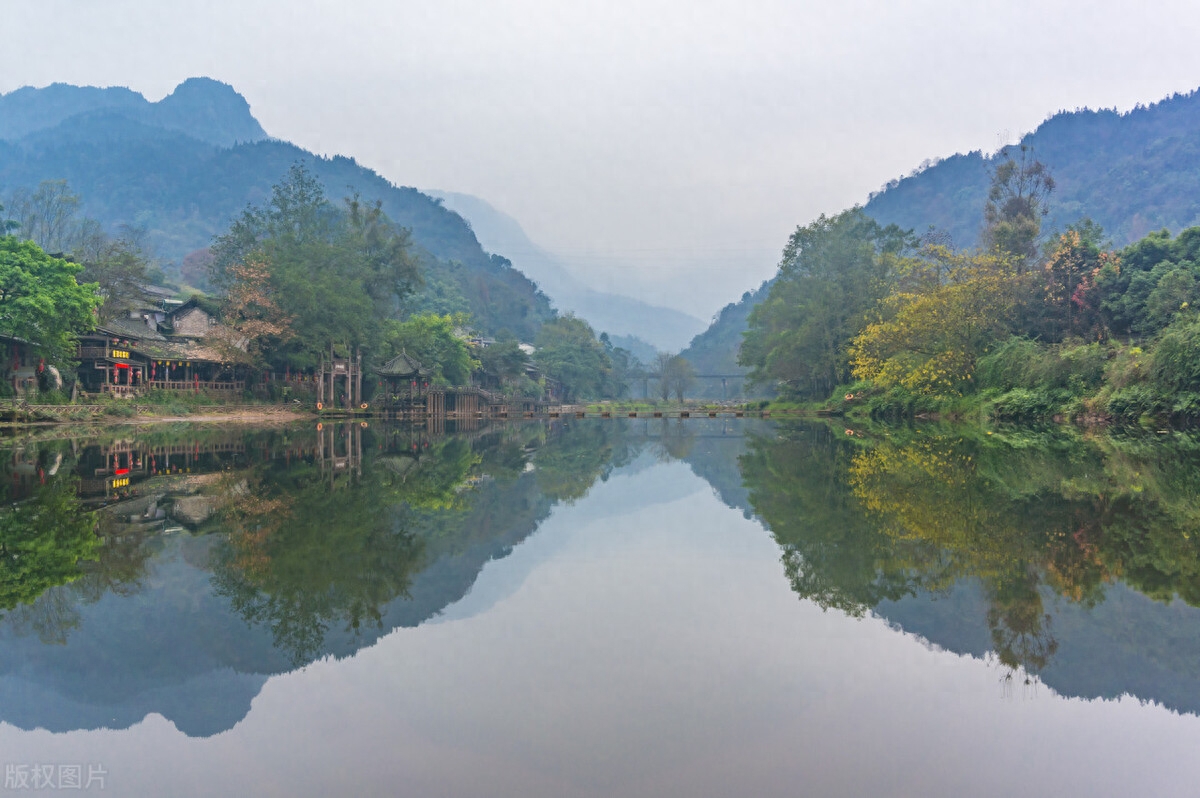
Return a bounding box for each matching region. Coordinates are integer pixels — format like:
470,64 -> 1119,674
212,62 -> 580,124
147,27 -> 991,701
1029,225 -> 1112,342
534,314 -> 611,401
209,164 -> 422,369
599,334 -> 635,399
664,355 -> 696,402
5,180 -> 83,254
480,339 -> 529,389
653,351 -> 675,401
0,237 -> 100,365
849,247 -> 1016,397
208,257 -> 295,366
740,209 -> 910,398
983,146 -> 1054,272
382,313 -> 475,386
0,202 -> 16,235
75,225 -> 156,323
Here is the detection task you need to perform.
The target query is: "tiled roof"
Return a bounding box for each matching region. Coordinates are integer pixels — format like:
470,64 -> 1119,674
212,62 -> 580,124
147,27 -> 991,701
376,351 -> 429,377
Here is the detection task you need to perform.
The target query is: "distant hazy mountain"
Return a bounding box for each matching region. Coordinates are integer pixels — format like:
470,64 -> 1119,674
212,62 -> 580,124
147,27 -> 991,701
0,79 -> 552,340
430,191 -> 706,352
0,77 -> 267,148
864,87 -> 1200,247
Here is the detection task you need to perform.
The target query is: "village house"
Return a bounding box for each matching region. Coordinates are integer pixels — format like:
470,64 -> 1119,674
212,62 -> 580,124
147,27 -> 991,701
76,297 -> 246,398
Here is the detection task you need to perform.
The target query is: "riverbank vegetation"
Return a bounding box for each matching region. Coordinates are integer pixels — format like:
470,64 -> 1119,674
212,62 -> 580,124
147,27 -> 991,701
741,147 -> 1200,424
0,168 -> 644,409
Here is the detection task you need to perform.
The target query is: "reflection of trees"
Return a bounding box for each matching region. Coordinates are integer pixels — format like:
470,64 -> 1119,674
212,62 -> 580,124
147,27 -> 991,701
986,569 -> 1058,673
211,465 -> 429,666
740,425 -> 938,616
207,428 -> 494,665
742,422 -> 1200,677
0,478 -> 100,616
533,422 -> 628,504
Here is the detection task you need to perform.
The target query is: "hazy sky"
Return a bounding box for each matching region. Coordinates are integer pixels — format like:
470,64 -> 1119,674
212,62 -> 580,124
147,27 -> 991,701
5,1 -> 1200,318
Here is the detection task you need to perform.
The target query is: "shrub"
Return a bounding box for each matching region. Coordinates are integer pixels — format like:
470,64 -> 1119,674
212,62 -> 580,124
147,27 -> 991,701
1151,317 -> 1200,393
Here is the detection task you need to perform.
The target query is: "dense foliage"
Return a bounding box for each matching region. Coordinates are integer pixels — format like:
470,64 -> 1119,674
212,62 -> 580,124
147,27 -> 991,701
533,315 -> 612,402
382,313 -> 476,387
739,210 -> 909,398
740,142 -> 1200,422
0,235 -> 99,364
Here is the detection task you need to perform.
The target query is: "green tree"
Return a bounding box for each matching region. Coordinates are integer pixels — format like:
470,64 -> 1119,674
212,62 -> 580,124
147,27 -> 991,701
382,313 -> 475,386
480,339 -> 529,388
740,209 -> 910,398
0,236 -> 100,365
210,164 -> 421,368
534,314 -> 611,401
0,202 -> 16,235
599,333 -> 635,399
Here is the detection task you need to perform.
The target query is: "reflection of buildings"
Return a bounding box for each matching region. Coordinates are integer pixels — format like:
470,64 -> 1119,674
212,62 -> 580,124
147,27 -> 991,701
75,438 -> 248,517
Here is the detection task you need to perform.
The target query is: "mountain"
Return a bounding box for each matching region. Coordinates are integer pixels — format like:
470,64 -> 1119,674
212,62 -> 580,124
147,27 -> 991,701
0,79 -> 552,340
681,85 -> 1200,387
676,280 -> 772,398
0,77 -> 267,148
864,87 -> 1200,248
429,191 -> 706,352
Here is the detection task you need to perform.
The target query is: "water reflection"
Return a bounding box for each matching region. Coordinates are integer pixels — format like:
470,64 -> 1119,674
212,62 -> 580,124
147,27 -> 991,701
738,422 -> 1200,706
4,418 -> 1200,738
0,420 -> 649,735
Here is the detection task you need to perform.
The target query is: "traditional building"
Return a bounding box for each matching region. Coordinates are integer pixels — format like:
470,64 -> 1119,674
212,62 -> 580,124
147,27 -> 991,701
0,335 -> 46,397
375,351 -> 431,409
76,304 -> 246,398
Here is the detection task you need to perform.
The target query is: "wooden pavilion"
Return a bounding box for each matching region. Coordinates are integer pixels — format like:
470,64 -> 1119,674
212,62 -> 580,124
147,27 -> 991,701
375,351 -> 431,411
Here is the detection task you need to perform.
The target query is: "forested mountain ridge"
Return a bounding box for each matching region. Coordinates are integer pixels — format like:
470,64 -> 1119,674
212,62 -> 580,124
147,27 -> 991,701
0,79 -> 553,339
677,280 -> 772,397
682,85 -> 1200,391
864,87 -> 1200,247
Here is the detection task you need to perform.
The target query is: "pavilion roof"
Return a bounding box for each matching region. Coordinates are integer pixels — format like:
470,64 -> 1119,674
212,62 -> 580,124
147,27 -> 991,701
376,351 -> 429,378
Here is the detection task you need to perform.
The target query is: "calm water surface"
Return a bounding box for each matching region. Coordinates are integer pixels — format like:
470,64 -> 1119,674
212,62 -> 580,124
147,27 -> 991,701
3,418 -> 1200,796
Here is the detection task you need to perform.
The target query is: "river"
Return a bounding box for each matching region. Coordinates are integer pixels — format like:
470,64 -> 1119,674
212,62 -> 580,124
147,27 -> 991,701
1,418 -> 1199,796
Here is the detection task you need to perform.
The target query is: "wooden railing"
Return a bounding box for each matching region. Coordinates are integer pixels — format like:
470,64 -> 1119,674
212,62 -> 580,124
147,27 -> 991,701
146,380 -> 245,392
78,346 -> 114,360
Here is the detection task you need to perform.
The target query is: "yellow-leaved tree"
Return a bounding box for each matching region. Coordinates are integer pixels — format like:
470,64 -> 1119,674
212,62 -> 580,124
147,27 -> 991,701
849,246 -> 1016,397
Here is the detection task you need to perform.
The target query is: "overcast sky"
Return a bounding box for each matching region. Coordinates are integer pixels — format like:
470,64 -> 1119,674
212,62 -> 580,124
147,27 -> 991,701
5,1 -> 1200,318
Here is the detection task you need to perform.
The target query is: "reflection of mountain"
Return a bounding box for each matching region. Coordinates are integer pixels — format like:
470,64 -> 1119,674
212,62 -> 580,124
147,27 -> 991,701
10,418 -> 1200,737
880,581 -> 1200,714
698,420 -> 1200,716
0,423 -> 599,737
